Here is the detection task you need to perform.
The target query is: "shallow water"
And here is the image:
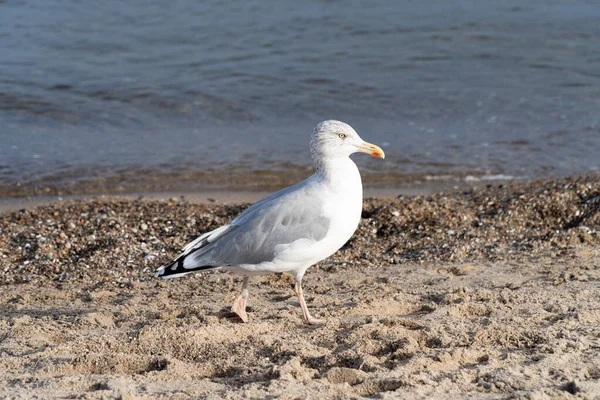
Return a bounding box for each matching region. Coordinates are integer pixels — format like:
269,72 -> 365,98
1,0 -> 599,196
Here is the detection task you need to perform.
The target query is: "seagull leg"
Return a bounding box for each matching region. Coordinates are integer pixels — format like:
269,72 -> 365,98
294,280 -> 325,325
232,277 -> 250,323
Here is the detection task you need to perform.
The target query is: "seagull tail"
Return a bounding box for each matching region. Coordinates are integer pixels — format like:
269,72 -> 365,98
155,254 -> 217,279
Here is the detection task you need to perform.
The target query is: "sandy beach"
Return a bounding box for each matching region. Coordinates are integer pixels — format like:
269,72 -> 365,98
1,175 -> 599,399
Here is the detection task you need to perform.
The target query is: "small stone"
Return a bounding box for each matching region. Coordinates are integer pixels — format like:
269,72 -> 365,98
140,223 -> 148,231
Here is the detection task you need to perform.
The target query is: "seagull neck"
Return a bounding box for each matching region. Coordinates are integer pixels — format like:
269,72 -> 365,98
315,157 -> 359,186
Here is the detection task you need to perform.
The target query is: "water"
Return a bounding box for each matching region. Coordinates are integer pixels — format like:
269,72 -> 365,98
1,0 -> 599,196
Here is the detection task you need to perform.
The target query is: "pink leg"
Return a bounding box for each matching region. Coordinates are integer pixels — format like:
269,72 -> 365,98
294,280 -> 325,325
232,277 -> 250,322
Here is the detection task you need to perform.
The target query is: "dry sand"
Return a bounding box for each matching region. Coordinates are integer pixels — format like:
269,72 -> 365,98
1,175 -> 599,399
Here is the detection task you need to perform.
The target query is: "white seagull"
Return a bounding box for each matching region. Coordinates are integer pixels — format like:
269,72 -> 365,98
155,120 -> 385,324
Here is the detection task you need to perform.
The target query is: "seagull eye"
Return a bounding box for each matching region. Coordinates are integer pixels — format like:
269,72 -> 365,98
337,133 -> 347,140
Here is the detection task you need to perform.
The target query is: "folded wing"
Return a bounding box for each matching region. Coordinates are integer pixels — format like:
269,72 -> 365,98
156,179 -> 330,278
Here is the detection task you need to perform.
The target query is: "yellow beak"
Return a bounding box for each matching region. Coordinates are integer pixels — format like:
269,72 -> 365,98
356,141 -> 385,159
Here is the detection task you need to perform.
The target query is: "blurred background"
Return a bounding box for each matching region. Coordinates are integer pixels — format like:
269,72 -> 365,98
1,0 -> 599,197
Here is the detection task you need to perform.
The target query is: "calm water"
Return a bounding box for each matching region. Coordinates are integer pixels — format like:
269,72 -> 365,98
1,0 -> 599,196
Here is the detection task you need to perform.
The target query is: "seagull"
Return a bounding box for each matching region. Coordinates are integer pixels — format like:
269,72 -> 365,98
155,120 -> 384,324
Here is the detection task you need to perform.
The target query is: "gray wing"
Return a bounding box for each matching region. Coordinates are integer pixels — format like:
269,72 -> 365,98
156,178 -> 330,277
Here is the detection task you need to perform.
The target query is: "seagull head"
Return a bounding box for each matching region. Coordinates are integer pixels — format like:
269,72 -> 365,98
310,120 -> 385,161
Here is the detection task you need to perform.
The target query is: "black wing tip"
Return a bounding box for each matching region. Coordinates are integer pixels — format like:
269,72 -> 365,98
155,256 -> 218,279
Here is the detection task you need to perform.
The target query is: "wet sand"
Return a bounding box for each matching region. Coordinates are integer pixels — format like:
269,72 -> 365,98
0,185 -> 449,214
1,175 -> 599,399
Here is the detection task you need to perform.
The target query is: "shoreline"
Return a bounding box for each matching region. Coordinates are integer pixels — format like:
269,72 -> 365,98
0,169 -> 528,203
0,183 -> 462,214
